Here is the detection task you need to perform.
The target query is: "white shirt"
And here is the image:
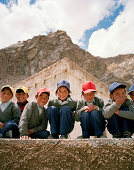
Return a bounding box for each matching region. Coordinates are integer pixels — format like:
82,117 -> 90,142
0,101 -> 11,112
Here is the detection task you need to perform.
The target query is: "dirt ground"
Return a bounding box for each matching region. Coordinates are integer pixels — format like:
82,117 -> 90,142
0,139 -> 134,170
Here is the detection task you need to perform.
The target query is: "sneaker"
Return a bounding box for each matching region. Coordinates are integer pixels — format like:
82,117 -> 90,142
8,130 -> 13,138
123,131 -> 132,138
77,135 -> 88,139
97,134 -> 107,138
48,134 -> 59,139
5,130 -> 13,138
60,134 -> 68,139
113,133 -> 122,138
0,133 -> 3,138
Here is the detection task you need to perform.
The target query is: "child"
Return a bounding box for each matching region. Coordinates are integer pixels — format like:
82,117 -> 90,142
128,84 -> 134,102
47,80 -> 77,139
19,88 -> 50,139
16,86 -> 29,114
75,81 -> 106,138
0,85 -> 20,138
102,82 -> 134,138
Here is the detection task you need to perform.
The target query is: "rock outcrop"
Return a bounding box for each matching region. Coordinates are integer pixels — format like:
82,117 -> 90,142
0,30 -> 133,88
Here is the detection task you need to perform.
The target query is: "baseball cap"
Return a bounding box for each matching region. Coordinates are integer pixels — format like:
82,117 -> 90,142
36,87 -> 50,96
128,84 -> 134,94
16,86 -> 28,94
109,82 -> 126,94
1,85 -> 14,95
57,80 -> 70,91
82,81 -> 97,94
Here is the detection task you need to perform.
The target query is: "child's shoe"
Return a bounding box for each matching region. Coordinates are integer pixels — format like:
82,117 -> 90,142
60,134 -> 68,139
48,134 -> 59,139
113,133 -> 122,138
97,134 -> 107,138
0,133 -> 3,138
77,135 -> 89,139
5,130 -> 13,138
123,131 -> 132,138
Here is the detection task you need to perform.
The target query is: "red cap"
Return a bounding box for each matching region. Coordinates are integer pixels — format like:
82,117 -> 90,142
36,88 -> 50,96
82,81 -> 97,94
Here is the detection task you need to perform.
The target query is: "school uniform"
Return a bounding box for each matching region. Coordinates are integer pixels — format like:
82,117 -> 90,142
75,97 -> 106,138
102,98 -> 134,137
0,101 -> 20,138
19,101 -> 50,139
47,97 -> 77,136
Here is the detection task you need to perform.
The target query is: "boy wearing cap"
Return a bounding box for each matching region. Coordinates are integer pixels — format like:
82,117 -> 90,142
47,80 -> 77,139
0,85 -> 20,138
16,86 -> 29,114
19,88 -> 50,139
128,84 -> 134,102
75,81 -> 106,138
103,82 -> 134,138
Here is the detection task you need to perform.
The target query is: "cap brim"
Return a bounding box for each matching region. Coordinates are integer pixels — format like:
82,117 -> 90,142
38,91 -> 50,96
1,86 -> 13,94
16,89 -> 25,93
57,85 -> 70,91
110,84 -> 127,94
83,89 -> 97,94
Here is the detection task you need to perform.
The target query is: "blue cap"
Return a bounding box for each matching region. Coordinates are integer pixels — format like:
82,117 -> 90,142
57,80 -> 70,91
109,82 -> 126,94
128,84 -> 134,94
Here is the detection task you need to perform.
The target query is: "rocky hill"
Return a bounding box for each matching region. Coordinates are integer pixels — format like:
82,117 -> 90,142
0,30 -> 133,88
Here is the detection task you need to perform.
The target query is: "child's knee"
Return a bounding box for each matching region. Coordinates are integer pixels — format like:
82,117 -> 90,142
60,105 -> 71,112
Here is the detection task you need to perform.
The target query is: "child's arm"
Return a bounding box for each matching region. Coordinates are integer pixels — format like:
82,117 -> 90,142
19,103 -> 32,137
75,100 -> 85,121
102,100 -> 120,119
116,104 -> 134,120
12,103 -> 21,124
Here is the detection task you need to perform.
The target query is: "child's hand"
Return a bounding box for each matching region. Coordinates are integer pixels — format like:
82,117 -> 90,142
88,105 -> 98,112
83,106 -> 89,112
28,129 -> 34,136
115,110 -> 119,115
115,96 -> 126,106
0,122 -> 4,130
20,136 -> 31,139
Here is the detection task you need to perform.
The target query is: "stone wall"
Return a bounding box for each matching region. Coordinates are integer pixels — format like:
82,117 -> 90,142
0,139 -> 134,169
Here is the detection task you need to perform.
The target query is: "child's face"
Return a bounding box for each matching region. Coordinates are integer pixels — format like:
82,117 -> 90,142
0,89 -> 13,103
83,91 -> 95,103
36,93 -> 49,107
15,92 -> 29,103
57,86 -> 70,101
110,88 -> 126,101
130,92 -> 134,101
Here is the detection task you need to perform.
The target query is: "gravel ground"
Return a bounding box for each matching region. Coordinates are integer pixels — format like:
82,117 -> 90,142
0,139 -> 134,170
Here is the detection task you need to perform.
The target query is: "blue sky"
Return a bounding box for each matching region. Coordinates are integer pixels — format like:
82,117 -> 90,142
0,0 -> 134,58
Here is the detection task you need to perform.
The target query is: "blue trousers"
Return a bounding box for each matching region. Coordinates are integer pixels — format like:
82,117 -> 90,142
80,110 -> 106,137
107,115 -> 134,135
0,121 -> 19,138
29,130 -> 50,139
47,106 -> 74,135
107,106 -> 134,135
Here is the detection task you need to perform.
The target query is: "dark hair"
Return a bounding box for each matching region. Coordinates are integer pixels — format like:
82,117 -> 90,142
37,92 -> 50,97
1,87 -> 13,96
55,87 -> 71,96
110,87 -> 126,95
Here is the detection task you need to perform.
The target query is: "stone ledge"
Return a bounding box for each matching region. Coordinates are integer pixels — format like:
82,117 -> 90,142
0,139 -> 134,169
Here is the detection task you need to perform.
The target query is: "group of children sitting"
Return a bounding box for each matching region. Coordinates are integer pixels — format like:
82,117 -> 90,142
0,80 -> 134,139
